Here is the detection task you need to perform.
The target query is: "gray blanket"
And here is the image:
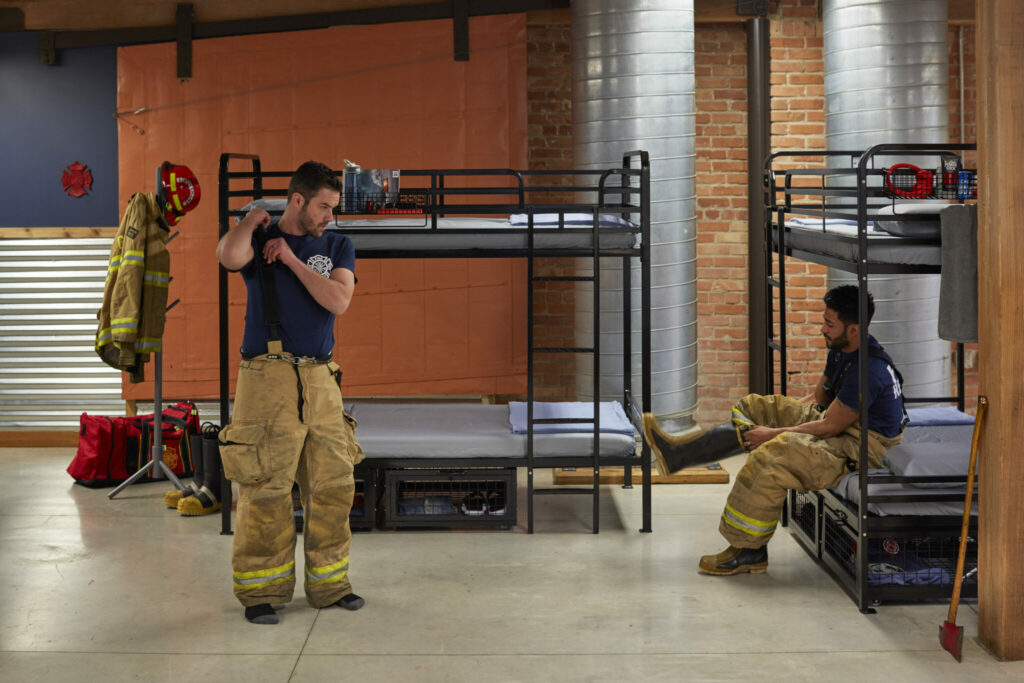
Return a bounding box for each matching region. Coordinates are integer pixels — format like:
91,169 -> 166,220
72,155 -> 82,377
938,204 -> 978,342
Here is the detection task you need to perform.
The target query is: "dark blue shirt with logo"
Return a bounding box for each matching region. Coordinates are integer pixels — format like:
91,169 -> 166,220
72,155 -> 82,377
237,220 -> 355,358
823,335 -> 904,438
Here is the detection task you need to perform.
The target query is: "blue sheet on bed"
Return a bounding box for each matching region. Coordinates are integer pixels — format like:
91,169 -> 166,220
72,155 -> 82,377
906,406 -> 975,426
508,401 -> 635,436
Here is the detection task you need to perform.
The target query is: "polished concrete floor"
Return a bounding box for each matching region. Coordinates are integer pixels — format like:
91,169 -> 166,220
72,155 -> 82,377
1,447 -> 1021,682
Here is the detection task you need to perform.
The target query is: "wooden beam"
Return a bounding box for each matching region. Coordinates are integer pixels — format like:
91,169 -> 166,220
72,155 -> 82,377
0,228 -> 117,239
977,0 -> 1024,661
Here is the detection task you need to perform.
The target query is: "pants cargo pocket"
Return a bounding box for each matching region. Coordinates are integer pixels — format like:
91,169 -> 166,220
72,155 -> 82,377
219,421 -> 270,485
342,410 -> 365,465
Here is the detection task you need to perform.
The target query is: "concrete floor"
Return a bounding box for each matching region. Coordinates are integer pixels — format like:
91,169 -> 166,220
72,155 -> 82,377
1,447 -> 1021,682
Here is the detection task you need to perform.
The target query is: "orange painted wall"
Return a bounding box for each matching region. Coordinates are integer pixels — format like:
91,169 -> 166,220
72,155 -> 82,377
116,15 -> 528,400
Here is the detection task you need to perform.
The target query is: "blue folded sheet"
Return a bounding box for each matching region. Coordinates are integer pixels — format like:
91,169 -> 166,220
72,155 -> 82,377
906,406 -> 975,426
508,401 -> 635,436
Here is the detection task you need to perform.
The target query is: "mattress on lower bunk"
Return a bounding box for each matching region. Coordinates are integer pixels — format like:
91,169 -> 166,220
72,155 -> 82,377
829,408 -> 977,516
346,402 -> 637,459
776,220 -> 940,265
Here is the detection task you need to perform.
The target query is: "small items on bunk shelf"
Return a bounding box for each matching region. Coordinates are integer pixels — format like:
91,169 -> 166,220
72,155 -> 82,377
884,159 -> 977,201
384,468 -> 516,529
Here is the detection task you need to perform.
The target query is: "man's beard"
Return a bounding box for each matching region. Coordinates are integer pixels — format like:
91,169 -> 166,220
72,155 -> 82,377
824,331 -> 849,350
298,208 -> 326,237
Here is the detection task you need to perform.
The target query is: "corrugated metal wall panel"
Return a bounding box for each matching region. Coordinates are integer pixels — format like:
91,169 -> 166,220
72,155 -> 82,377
0,237 -> 126,428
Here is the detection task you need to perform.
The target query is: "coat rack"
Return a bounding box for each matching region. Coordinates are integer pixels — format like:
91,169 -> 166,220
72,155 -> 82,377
108,164 -> 187,499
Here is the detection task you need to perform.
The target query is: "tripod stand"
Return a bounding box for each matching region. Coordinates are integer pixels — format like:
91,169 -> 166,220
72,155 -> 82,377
108,348 -> 186,498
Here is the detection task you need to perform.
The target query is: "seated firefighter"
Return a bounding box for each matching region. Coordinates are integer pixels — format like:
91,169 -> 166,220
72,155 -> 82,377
643,285 -> 906,576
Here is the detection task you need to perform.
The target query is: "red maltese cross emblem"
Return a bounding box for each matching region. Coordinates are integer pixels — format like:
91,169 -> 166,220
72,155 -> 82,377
61,161 -> 93,198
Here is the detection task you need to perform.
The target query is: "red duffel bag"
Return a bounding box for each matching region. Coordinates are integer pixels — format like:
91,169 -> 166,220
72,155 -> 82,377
67,401 -> 199,488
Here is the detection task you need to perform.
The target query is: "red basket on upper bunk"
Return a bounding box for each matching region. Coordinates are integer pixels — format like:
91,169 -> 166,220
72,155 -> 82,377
883,163 -> 977,201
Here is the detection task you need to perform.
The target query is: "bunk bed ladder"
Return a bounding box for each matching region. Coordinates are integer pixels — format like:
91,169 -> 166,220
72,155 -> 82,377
525,212 -> 602,534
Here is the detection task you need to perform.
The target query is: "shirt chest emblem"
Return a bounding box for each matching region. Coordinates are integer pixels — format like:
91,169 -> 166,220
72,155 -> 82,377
306,254 -> 333,277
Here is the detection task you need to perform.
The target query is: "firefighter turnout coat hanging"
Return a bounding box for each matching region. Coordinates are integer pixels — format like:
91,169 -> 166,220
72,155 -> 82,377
95,192 -> 169,383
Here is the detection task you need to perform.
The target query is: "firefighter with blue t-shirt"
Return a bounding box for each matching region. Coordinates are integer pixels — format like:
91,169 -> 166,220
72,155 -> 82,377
216,161 -> 365,624
643,285 -> 905,576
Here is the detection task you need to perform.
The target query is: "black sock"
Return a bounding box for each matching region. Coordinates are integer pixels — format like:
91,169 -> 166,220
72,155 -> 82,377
244,603 -> 279,624
334,593 -> 365,611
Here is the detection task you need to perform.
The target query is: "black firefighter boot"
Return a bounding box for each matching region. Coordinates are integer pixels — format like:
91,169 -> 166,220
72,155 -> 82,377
642,414 -> 745,476
178,424 -> 223,516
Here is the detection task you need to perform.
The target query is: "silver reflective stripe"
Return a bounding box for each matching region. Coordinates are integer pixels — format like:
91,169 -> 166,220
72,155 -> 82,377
306,557 -> 349,586
722,504 -> 777,538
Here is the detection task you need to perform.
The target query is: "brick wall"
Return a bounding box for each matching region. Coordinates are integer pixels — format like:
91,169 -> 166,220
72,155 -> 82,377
694,23 -> 752,421
526,2 -> 977,415
526,10 -> 576,400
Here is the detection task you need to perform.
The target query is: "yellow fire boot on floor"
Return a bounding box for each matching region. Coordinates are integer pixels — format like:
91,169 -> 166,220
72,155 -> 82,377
163,482 -> 198,508
177,485 -> 221,516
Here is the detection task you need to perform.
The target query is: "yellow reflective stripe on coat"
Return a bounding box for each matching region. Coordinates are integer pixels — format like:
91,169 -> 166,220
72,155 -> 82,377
305,557 -> 349,586
233,561 -> 295,590
722,503 -> 777,538
122,250 -> 145,267
110,317 -> 139,332
144,270 -> 170,287
135,337 -> 162,351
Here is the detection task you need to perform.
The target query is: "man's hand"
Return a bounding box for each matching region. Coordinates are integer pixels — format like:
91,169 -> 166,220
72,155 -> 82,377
241,207 -> 272,232
217,208 -> 270,270
262,236 -> 296,266
743,425 -> 781,450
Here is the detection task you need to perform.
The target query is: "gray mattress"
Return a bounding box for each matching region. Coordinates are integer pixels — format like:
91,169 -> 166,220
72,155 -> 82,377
830,470 -> 975,517
346,402 -> 637,459
777,222 -> 940,265
239,199 -> 639,252
829,423 -> 975,516
334,217 -> 638,252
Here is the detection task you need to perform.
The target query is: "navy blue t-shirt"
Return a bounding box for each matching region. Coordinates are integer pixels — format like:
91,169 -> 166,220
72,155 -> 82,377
237,221 -> 355,358
822,335 -> 904,438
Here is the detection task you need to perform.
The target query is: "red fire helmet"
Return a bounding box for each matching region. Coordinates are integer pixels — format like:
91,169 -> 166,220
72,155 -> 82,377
158,162 -> 201,226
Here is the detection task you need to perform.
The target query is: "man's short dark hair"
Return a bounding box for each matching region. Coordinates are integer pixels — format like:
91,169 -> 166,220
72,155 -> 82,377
288,161 -> 342,202
823,285 -> 873,327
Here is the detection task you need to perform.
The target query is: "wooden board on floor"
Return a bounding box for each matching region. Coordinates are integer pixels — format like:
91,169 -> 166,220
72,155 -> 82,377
0,430 -> 78,447
552,463 -> 729,485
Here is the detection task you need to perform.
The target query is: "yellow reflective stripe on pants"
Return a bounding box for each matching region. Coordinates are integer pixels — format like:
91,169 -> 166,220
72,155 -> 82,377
233,561 -> 295,590
722,503 -> 777,538
306,557 -> 349,586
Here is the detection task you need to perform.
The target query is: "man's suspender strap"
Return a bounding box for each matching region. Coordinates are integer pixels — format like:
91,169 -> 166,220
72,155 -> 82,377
253,229 -> 284,355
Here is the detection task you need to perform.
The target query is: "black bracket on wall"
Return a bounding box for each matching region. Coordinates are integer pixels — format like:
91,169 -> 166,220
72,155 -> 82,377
39,30 -> 56,66
453,0 -> 469,61
177,3 -> 193,80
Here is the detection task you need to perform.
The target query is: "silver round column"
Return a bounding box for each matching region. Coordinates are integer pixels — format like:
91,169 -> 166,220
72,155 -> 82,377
824,0 -> 950,399
572,0 -> 698,432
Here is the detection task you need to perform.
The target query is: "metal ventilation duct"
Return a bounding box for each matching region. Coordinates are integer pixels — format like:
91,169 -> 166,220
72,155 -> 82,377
571,0 -> 698,432
824,0 -> 950,399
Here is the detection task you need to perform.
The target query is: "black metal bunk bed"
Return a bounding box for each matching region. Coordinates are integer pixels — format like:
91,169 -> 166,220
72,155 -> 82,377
215,152 -> 653,535
764,142 -> 979,612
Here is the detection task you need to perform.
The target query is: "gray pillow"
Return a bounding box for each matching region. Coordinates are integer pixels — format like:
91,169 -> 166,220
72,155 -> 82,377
874,202 -> 944,238
883,441 -> 974,488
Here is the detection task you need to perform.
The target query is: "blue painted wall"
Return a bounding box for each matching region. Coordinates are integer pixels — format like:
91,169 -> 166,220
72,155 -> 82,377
0,32 -> 118,227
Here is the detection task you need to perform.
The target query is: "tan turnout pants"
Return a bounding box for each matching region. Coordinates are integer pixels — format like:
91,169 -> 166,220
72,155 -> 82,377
720,394 -> 902,549
220,354 -> 365,608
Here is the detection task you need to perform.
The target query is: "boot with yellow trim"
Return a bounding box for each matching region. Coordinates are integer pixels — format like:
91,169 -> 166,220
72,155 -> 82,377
164,428 -> 204,507
698,545 -> 768,576
178,423 -> 222,516
642,408 -> 751,476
